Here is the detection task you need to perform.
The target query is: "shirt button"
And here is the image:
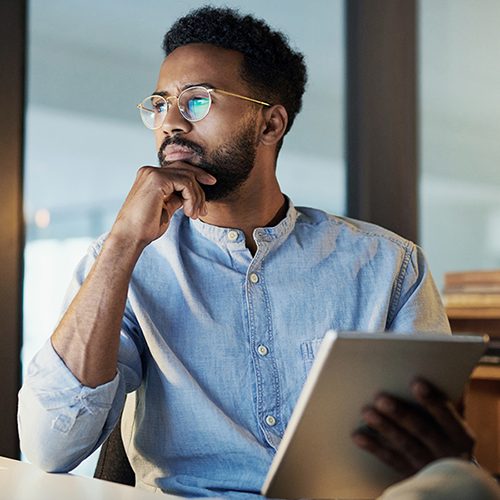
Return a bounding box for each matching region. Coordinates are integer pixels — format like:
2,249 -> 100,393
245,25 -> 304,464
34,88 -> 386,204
228,230 -> 238,241
266,415 -> 277,427
250,273 -> 259,284
257,345 -> 268,356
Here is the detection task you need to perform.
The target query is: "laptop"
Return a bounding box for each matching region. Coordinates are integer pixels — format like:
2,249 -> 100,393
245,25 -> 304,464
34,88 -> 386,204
261,330 -> 488,500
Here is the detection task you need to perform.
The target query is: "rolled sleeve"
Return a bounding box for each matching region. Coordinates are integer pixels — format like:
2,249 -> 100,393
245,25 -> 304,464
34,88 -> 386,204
18,236 -> 145,472
18,339 -> 124,472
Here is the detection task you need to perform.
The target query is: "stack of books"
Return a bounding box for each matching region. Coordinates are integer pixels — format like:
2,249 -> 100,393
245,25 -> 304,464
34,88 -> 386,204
443,269 -> 500,364
443,269 -> 500,318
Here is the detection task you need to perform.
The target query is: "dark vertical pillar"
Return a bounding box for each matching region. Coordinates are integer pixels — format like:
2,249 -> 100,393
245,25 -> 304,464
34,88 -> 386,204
0,0 -> 26,458
346,0 -> 418,243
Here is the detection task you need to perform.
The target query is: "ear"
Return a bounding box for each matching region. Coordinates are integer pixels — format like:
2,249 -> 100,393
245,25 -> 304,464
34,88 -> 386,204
258,105 -> 288,147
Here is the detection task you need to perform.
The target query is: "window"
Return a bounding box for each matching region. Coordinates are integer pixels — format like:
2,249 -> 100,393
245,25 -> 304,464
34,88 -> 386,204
419,0 -> 500,292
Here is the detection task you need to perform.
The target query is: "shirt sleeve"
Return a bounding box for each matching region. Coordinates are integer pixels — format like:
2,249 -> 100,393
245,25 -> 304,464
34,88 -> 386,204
387,243 -> 451,334
17,239 -> 144,473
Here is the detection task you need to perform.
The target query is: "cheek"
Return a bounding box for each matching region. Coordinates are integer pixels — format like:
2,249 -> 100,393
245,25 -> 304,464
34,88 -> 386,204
194,119 -> 229,149
199,115 -> 248,144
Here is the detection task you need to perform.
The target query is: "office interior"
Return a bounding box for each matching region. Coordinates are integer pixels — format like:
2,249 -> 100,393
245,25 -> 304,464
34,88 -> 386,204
2,0 -> 500,479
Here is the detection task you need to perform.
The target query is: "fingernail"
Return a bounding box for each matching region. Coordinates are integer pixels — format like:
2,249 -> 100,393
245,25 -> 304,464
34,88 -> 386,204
376,396 -> 396,414
413,379 -> 431,398
352,433 -> 369,448
363,409 -> 382,426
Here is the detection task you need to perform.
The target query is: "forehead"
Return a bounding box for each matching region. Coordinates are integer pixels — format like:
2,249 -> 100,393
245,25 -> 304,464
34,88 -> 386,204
156,43 -> 246,93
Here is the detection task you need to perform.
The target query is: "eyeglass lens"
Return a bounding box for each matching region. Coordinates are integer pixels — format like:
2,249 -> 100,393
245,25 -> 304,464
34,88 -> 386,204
140,87 -> 212,129
179,87 -> 211,121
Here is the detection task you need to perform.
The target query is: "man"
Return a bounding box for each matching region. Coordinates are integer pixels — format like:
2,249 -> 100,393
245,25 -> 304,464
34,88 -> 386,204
18,6 -> 499,500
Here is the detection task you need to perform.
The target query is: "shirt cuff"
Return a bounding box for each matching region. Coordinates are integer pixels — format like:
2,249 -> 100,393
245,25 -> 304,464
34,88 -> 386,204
24,338 -> 120,416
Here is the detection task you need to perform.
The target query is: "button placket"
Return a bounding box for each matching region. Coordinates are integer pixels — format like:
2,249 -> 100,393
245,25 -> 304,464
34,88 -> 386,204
246,251 -> 283,448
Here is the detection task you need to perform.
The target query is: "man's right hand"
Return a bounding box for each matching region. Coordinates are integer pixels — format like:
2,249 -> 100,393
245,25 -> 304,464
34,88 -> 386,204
51,162 -> 215,388
111,162 -> 216,249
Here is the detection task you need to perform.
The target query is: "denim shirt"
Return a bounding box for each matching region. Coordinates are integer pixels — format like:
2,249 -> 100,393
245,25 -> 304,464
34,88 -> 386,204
18,201 -> 450,499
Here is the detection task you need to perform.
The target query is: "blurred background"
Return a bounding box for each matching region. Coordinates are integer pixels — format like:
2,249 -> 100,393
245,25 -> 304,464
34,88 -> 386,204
21,0 -> 500,474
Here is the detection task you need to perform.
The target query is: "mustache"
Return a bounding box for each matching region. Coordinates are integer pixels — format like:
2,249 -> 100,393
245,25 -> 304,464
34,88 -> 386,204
158,136 -> 205,165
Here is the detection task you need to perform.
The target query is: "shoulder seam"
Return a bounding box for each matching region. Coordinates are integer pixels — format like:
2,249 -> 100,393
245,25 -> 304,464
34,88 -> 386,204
295,212 -> 413,251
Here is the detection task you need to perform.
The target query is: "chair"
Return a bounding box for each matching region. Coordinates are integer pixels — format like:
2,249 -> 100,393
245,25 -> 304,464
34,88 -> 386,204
93,412 -> 136,486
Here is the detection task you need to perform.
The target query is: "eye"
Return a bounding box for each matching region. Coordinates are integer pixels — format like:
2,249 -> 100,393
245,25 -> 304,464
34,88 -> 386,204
151,97 -> 167,113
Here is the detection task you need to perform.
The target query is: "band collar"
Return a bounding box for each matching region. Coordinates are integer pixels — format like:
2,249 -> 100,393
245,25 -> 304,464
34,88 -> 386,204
190,196 -> 298,245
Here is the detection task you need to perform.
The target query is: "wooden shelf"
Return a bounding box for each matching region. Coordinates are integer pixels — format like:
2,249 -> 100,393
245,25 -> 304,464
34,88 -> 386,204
447,309 -> 500,474
472,365 -> 500,381
448,316 -> 500,338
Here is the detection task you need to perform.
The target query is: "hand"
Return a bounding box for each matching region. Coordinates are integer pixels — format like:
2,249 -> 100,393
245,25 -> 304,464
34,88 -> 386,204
352,378 -> 475,478
111,162 -> 216,248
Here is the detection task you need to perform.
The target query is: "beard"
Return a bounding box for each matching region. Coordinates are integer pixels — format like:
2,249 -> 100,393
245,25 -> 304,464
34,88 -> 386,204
157,121 -> 258,202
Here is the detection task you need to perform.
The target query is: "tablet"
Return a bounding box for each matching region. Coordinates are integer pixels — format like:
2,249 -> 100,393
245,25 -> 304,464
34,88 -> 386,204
261,330 -> 488,500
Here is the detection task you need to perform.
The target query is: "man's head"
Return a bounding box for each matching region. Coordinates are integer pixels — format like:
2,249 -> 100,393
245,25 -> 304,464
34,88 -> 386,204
152,7 -> 308,202
162,6 -> 308,137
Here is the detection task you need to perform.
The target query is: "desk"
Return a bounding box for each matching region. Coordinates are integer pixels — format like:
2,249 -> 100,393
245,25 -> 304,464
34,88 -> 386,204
0,456 -> 179,500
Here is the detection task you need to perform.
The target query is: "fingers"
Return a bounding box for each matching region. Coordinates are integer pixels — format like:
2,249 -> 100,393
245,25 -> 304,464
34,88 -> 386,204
156,163 -> 216,220
412,378 -> 475,458
353,380 -> 475,477
352,428 -> 423,477
140,163 -> 216,220
374,394 -> 455,458
353,403 -> 436,477
162,171 -> 206,219
112,163 -> 216,247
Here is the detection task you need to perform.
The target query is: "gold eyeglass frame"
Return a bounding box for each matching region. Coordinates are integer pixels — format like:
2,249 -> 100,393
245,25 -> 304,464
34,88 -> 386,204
137,86 -> 271,129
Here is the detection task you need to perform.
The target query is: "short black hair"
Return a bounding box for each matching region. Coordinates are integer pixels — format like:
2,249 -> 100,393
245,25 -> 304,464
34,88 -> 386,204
162,5 -> 307,136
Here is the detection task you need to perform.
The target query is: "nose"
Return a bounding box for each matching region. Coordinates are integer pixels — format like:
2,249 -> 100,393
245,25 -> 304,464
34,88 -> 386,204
160,97 -> 192,136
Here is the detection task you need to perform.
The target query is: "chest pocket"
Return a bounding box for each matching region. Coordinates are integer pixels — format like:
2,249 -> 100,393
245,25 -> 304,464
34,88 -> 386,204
300,337 -> 324,382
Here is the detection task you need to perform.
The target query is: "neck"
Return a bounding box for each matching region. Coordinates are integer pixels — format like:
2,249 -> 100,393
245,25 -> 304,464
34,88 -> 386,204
200,179 -> 287,256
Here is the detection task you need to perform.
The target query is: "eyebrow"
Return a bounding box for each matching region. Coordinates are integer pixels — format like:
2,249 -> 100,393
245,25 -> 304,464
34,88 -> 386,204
152,83 -> 216,97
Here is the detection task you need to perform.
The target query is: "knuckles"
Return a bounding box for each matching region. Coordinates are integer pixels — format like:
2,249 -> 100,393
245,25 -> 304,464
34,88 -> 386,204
135,165 -> 198,192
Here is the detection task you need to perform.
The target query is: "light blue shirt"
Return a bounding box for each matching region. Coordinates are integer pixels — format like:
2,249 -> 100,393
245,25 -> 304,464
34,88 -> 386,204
18,201 -> 450,498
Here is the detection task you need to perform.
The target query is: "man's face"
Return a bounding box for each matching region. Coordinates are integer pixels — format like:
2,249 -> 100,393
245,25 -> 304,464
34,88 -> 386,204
154,44 -> 262,202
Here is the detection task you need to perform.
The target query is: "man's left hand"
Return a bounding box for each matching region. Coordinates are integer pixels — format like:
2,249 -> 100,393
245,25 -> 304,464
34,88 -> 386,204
352,378 -> 475,478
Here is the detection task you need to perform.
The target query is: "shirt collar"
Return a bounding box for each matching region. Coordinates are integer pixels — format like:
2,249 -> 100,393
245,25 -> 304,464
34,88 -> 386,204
189,196 -> 298,245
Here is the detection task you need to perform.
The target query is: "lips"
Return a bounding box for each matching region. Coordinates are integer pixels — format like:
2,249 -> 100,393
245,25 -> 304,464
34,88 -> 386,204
162,145 -> 197,163
158,137 -> 205,168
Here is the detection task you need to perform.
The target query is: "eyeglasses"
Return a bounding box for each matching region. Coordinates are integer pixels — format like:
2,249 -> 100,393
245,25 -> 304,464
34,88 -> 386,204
137,86 -> 271,130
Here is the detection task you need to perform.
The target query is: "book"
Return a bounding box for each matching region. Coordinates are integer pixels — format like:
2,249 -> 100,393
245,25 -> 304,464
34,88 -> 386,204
443,284 -> 500,294
443,270 -> 500,312
445,307 -> 500,319
444,270 -> 500,288
444,293 -> 500,308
